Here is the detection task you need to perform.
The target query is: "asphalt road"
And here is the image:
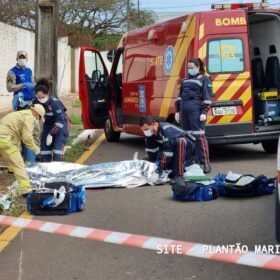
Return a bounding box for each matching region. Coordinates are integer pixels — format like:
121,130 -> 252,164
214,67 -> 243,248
0,133 -> 279,280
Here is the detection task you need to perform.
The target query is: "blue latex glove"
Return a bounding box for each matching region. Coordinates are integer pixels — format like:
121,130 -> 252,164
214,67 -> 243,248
23,82 -> 35,91
155,160 -> 160,169
155,160 -> 162,175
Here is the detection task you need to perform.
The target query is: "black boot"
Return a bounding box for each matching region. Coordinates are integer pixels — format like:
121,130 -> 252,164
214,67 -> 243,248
202,163 -> 212,174
171,176 -> 189,195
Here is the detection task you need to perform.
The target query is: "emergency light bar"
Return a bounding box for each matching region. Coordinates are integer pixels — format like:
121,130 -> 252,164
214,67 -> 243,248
211,2 -> 269,10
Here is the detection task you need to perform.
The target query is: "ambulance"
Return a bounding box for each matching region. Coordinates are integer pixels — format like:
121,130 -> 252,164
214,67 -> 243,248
79,2 -> 280,153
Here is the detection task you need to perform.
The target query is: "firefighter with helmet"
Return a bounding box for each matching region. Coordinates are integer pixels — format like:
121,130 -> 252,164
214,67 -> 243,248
0,104 -> 45,196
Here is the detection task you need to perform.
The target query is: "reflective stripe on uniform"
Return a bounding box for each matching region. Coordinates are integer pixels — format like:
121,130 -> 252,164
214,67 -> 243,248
157,140 -> 163,143
40,151 -> 52,155
179,138 -> 186,176
183,79 -> 203,87
163,151 -> 174,157
162,124 -> 185,134
6,147 -> 19,155
192,130 -> 205,135
55,122 -> 64,128
45,112 -> 54,116
176,97 -> 182,101
162,124 -> 172,130
18,179 -> 31,189
53,149 -> 64,155
203,100 -> 211,105
145,147 -> 159,153
0,139 -> 11,148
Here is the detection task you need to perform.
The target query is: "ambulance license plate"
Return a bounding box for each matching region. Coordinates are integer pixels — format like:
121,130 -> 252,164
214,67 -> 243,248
212,106 -> 237,116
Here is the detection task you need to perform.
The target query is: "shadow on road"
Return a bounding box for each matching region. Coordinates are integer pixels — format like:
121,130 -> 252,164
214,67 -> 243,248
210,143 -> 276,162
117,133 -> 275,163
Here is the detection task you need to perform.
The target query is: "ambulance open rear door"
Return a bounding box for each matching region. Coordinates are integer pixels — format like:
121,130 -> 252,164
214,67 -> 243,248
79,47 -> 109,129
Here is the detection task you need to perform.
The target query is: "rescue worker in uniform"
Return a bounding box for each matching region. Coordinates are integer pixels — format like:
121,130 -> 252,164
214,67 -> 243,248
139,116 -> 194,179
6,50 -> 36,165
175,58 -> 212,173
6,50 -> 35,110
34,79 -> 69,162
0,104 -> 45,195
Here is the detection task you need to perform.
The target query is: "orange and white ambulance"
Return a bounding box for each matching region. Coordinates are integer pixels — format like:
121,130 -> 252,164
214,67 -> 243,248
79,2 -> 280,153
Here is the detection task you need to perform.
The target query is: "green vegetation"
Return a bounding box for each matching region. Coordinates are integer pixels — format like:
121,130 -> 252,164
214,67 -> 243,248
64,122 -> 93,162
64,141 -> 91,162
69,114 -> 82,125
72,99 -> 81,108
0,1 -> 157,49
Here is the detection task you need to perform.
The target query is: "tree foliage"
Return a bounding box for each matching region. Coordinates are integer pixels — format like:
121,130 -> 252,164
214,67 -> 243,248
0,0 -> 157,48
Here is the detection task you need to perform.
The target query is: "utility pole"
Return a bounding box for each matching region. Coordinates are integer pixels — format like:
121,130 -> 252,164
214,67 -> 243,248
127,0 -> 130,31
35,0 -> 58,97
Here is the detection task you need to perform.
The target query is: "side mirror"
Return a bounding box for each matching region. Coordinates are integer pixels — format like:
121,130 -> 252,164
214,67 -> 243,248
107,50 -> 115,63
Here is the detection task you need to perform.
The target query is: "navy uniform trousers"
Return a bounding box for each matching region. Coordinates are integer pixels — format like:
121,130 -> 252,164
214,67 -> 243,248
180,100 -> 210,166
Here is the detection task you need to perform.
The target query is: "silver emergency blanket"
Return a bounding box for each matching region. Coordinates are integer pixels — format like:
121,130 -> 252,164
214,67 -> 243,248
27,161 -> 170,189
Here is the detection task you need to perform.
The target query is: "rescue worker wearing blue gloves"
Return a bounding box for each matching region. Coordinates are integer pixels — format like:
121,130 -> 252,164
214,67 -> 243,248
6,51 -> 35,111
140,116 -> 195,179
34,79 -> 69,162
175,58 -> 212,174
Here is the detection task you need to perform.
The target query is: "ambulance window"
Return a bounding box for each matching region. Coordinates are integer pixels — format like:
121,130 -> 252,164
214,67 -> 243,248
84,51 -> 105,81
208,39 -> 244,73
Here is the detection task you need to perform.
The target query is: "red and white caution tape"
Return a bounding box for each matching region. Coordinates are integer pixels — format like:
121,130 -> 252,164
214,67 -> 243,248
0,215 -> 280,271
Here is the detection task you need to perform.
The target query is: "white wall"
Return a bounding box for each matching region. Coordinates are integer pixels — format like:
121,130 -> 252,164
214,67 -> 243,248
0,22 -> 72,112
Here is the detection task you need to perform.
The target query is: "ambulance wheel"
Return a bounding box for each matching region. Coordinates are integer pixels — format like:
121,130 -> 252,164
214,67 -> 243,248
276,182 -> 280,242
104,119 -> 120,142
261,139 -> 278,154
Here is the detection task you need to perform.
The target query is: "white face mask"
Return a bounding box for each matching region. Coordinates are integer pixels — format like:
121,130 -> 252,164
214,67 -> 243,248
143,129 -> 153,137
18,59 -> 27,67
38,96 -> 49,104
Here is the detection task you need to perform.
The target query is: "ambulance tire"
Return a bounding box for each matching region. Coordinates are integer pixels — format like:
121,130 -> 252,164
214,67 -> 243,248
104,119 -> 120,142
276,182 -> 280,242
261,139 -> 278,154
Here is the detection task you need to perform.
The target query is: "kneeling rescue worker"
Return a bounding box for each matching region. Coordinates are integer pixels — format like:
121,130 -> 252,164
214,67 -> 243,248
139,116 -> 195,179
0,104 -> 45,195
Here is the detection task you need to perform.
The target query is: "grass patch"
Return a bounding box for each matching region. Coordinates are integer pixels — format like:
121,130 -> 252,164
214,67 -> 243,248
70,114 -> 82,125
72,99 -> 81,108
64,123 -> 92,162
64,141 -> 91,162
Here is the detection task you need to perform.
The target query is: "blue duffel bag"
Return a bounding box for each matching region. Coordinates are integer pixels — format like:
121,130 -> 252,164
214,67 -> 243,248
214,173 -> 275,197
27,182 -> 86,215
172,177 -> 219,202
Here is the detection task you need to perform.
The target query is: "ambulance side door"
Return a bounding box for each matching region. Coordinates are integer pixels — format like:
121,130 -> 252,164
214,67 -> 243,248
79,47 -> 110,129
